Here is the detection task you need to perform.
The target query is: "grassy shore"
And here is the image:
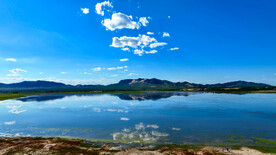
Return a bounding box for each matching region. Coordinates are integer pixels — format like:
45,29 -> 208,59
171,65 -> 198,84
0,137 -> 276,155
0,91 -> 148,101
0,93 -> 26,101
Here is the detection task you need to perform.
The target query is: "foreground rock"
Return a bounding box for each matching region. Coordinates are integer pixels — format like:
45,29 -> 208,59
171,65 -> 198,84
0,137 -> 273,155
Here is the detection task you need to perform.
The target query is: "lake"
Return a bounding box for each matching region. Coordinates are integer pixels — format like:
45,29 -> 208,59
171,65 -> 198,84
0,92 -> 276,145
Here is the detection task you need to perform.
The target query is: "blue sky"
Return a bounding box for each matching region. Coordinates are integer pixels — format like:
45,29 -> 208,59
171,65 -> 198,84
0,0 -> 276,85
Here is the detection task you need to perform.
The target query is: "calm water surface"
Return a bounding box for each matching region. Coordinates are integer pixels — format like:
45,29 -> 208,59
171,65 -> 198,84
0,92 -> 276,145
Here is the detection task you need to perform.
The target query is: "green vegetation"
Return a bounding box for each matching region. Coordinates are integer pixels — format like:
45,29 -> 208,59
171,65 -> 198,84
0,87 -> 275,102
162,144 -> 203,150
0,91 -> 146,101
196,87 -> 276,94
248,145 -> 276,153
220,137 -> 276,153
254,138 -> 276,145
0,93 -> 25,101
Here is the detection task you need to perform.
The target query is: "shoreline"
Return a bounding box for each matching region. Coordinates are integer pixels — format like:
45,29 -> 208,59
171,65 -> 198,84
0,137 -> 275,155
1,90 -> 276,102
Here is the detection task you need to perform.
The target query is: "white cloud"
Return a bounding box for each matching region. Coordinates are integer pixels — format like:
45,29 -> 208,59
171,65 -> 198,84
7,73 -> 21,77
145,50 -> 158,54
9,68 -> 27,74
172,128 -> 181,131
168,16 -> 171,18
120,117 -> 130,121
133,49 -> 144,56
169,47 -> 179,51
111,74 -> 118,77
83,72 -> 92,75
102,12 -> 148,31
129,73 -> 139,76
111,34 -> 165,56
107,66 -> 128,70
93,67 -> 102,72
5,58 -> 16,62
139,17 -> 149,26
95,1 -> 113,16
7,68 -> 27,77
163,32 -> 170,37
133,49 -> 158,56
39,72 -> 44,75
120,58 -> 129,62
149,42 -> 167,48
122,47 -> 130,51
4,121 -> 15,125
81,8 -> 89,14
61,72 -> 66,74
147,32 -> 154,35
111,34 -> 156,48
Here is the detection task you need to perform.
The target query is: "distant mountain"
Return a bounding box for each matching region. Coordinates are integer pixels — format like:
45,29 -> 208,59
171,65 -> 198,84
0,79 -> 273,92
107,78 -> 177,90
204,81 -> 271,88
0,80 -> 68,88
104,78 -> 272,91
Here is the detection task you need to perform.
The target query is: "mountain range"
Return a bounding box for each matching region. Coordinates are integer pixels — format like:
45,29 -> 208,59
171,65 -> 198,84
0,78 -> 273,92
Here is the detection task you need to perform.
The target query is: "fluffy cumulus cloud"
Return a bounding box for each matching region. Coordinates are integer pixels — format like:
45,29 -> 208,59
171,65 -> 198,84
93,67 -> 102,72
163,32 -> 170,37
169,47 -> 180,51
5,58 -> 16,62
147,32 -> 154,35
107,66 -> 128,70
95,1 -> 113,16
81,8 -> 89,14
120,58 -> 129,62
129,73 -> 139,76
102,12 -> 140,31
102,12 -> 150,31
139,17 -> 149,26
145,50 -> 158,54
7,68 -> 27,77
134,49 -> 158,55
111,34 -> 166,56
111,34 -> 156,48
9,68 -> 26,74
121,47 -> 130,51
149,42 -> 167,48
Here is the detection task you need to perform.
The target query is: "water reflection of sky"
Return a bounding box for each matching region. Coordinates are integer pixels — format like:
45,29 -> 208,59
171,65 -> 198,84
0,92 -> 276,144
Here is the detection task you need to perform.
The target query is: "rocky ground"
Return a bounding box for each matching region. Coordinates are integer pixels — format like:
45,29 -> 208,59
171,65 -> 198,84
0,137 -> 274,155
